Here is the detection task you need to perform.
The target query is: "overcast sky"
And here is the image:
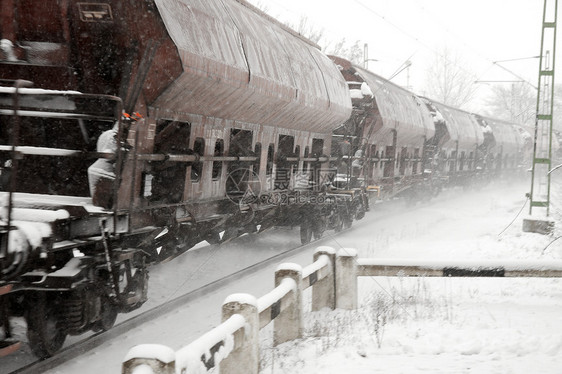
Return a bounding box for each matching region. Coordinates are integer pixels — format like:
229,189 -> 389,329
248,0 -> 554,111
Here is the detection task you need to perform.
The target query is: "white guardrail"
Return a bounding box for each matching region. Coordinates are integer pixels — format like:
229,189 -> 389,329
122,247 -> 562,374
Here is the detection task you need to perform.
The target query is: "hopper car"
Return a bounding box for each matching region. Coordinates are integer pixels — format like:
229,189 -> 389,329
0,0 -> 531,358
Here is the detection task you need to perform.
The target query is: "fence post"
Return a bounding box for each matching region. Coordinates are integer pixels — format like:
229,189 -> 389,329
274,263 -> 303,346
335,248 -> 358,310
312,246 -> 336,311
122,344 -> 176,374
220,293 -> 259,374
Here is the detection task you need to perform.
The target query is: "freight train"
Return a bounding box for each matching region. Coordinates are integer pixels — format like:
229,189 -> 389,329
0,0 -> 531,358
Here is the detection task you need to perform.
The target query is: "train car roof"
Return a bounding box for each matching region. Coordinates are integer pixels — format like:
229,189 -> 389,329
151,0 -> 351,133
421,98 -> 484,151
479,116 -> 522,155
350,65 -> 435,147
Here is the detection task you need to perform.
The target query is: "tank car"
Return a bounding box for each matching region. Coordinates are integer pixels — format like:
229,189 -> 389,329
0,0 -> 351,357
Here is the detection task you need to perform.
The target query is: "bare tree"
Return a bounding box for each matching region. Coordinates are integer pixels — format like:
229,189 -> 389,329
290,16 -> 324,45
250,1 -> 270,15
286,16 -> 364,65
324,38 -> 364,65
247,5 -> 365,68
485,83 -> 562,130
484,82 -> 536,125
424,45 -> 478,108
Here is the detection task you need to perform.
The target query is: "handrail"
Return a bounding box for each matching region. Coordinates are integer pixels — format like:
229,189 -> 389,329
123,247 -> 562,374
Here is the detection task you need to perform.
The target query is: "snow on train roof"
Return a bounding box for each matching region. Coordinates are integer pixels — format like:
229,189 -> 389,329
352,66 -> 435,147
152,0 -> 351,134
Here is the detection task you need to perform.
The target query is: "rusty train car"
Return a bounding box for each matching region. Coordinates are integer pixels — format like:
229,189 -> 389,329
0,0 -> 351,358
0,0 -> 530,358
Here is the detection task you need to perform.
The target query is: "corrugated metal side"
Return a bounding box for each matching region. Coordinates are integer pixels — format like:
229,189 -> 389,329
354,67 -> 434,147
485,118 -> 521,155
151,0 -> 351,133
431,102 -> 484,151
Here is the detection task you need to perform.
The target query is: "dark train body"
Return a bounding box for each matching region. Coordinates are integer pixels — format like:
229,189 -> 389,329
0,0 -> 530,358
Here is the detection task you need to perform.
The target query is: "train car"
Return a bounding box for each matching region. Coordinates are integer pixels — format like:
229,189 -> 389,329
472,115 -> 538,180
0,87 -> 148,358
329,56 -> 437,201
0,0 -> 534,360
421,98 -> 486,187
328,56 -> 530,200
476,116 -> 522,175
0,0 -> 351,357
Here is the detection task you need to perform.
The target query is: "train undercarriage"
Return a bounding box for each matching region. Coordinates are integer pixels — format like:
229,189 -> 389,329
0,86 -> 154,358
0,84 -> 368,358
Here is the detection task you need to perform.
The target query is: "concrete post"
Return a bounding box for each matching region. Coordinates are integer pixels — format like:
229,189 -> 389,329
522,217 -> 555,235
274,263 -> 303,346
122,344 -> 176,374
220,293 -> 259,374
312,246 -> 336,311
335,248 -> 358,310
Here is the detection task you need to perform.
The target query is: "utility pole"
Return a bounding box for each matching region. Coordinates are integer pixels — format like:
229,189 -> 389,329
524,0 -> 558,234
363,43 -> 378,70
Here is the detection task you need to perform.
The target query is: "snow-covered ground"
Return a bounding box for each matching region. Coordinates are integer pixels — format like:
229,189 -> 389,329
259,179 -> 562,374
35,178 -> 562,374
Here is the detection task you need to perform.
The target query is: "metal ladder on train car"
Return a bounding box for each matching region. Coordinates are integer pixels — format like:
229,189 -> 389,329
529,0 -> 558,219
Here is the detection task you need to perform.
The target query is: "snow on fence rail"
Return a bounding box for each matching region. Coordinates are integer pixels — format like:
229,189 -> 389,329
122,247 -> 562,374
356,258 -> 562,278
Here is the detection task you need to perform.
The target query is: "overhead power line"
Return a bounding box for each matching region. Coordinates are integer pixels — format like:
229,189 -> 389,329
351,0 -> 537,91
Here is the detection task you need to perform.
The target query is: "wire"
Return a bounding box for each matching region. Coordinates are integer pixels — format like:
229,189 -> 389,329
351,0 -> 538,106
542,236 -> 562,255
495,56 -> 541,63
350,0 -> 489,81
165,244 -> 223,301
387,54 -> 416,82
498,195 -> 529,236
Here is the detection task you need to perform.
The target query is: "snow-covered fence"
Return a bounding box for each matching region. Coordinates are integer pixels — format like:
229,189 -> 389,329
122,247 -> 562,373
122,344 -> 176,374
122,246 -> 336,374
355,258 -> 562,278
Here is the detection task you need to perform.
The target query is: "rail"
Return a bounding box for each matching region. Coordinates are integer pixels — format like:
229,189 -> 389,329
122,247 -> 562,374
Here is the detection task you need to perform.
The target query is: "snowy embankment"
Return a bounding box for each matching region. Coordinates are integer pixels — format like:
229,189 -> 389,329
259,180 -> 562,374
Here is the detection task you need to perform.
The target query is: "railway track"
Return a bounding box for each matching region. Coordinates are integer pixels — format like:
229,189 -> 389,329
4,186 -> 489,373
6,230 -> 329,374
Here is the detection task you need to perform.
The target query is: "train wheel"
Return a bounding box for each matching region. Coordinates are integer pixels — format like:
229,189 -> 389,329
355,202 -> 366,220
25,293 -> 67,359
93,295 -> 117,332
333,213 -> 344,233
121,268 -> 149,313
312,218 -> 326,240
312,230 -> 323,240
300,222 -> 313,245
343,214 -> 353,229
